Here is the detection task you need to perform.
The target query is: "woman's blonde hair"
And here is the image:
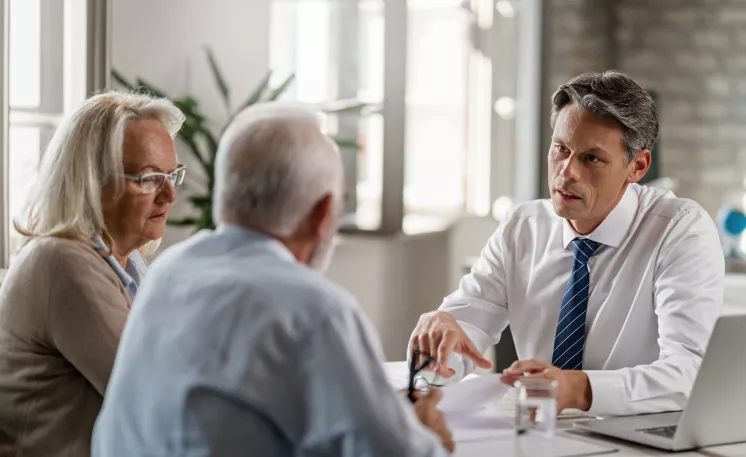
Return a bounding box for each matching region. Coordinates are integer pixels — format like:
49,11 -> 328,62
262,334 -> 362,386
15,91 -> 185,253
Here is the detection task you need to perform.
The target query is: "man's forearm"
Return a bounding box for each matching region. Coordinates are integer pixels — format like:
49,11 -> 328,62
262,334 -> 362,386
566,370 -> 593,411
584,356 -> 696,416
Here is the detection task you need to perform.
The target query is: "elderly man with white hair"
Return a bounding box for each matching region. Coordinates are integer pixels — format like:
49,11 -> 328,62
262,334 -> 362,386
92,103 -> 454,457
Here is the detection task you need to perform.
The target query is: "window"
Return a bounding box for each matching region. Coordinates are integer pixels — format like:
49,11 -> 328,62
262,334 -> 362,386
269,0 -> 545,234
271,0 -> 386,231
0,0 -> 107,267
404,0 -> 470,215
7,0 -> 65,260
271,0 -> 486,234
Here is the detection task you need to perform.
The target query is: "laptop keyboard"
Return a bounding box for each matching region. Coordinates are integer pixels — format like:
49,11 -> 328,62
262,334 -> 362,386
638,425 -> 677,439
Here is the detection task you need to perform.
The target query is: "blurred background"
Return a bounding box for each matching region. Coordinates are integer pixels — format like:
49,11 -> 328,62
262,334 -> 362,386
2,0 -> 746,359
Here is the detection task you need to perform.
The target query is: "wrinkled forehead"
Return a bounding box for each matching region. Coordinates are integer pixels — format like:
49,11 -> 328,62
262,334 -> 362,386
552,104 -> 626,156
122,119 -> 177,173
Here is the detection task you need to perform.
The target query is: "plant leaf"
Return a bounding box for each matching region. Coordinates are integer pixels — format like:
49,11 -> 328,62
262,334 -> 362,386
334,138 -> 359,150
111,69 -> 135,91
321,99 -> 370,114
235,71 -> 273,112
167,217 -> 198,226
178,134 -> 211,174
174,97 -> 199,114
267,74 -> 296,101
221,71 -> 275,136
189,195 -> 212,209
195,211 -> 215,232
174,98 -> 207,126
135,78 -> 168,99
195,125 -> 219,161
204,46 -> 231,113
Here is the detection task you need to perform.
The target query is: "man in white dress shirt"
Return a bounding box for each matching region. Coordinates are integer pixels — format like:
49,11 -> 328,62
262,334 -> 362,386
409,71 -> 724,417
93,104 -> 454,456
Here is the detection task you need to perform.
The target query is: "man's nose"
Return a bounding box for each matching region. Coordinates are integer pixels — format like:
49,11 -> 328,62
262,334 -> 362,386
559,156 -> 580,181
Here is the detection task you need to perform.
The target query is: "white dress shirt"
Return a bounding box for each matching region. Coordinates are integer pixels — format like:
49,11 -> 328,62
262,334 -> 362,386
438,184 -> 724,416
93,225 -> 448,457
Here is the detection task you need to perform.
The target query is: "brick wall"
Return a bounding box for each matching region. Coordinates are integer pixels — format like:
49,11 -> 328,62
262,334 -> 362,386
543,0 -> 746,216
540,0 -> 616,197
544,0 -> 616,90
615,0 -> 746,215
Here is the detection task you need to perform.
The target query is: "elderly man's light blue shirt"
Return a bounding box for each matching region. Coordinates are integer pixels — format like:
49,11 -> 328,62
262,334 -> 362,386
92,225 -> 448,457
91,235 -> 147,297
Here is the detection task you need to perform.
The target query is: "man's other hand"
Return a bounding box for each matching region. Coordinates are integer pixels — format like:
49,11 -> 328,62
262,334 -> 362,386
500,358 -> 593,413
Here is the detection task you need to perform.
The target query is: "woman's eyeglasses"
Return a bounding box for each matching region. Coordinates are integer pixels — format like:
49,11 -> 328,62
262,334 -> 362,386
122,165 -> 186,195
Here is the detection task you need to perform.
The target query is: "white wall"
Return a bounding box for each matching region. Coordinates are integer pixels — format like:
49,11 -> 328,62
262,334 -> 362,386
447,216 -> 499,289
112,0 -> 270,123
327,232 -> 451,359
112,0 -> 271,248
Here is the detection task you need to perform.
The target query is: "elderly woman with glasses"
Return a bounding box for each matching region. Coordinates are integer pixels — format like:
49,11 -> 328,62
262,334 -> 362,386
0,91 -> 186,457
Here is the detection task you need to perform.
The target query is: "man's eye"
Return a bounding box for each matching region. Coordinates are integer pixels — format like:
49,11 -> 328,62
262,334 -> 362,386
586,155 -> 600,163
554,144 -> 568,154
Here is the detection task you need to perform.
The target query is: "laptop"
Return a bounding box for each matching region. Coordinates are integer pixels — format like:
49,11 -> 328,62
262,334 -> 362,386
574,314 -> 746,451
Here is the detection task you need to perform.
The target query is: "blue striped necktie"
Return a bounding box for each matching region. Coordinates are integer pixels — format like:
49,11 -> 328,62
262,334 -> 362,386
552,238 -> 602,370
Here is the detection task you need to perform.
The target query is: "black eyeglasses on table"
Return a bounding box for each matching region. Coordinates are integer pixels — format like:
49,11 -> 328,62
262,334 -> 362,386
408,348 -> 435,403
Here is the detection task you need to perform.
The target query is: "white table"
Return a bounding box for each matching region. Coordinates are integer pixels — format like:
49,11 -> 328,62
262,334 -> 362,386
384,361 -> 746,457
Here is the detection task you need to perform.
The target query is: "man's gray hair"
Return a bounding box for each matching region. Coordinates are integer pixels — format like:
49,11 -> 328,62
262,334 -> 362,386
550,70 -> 659,163
213,103 -> 342,237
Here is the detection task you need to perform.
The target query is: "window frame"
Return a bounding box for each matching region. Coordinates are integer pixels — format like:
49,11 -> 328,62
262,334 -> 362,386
1,0 -> 10,267
0,0 -> 110,268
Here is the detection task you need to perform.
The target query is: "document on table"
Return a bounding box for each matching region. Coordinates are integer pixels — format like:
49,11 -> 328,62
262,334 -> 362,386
438,373 -> 509,413
436,374 -> 618,456
385,361 -> 411,391
447,409 -> 617,456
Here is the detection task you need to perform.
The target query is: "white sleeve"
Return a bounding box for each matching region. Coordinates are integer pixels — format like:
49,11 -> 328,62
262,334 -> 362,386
300,307 -> 451,457
586,207 -> 724,416
434,223 -> 511,381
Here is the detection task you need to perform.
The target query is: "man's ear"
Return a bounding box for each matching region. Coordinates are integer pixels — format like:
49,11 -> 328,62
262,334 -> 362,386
308,193 -> 335,239
627,149 -> 652,184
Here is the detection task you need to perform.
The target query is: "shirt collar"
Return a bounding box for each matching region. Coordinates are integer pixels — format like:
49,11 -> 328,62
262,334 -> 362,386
562,184 -> 639,250
92,235 -> 148,297
215,223 -> 298,264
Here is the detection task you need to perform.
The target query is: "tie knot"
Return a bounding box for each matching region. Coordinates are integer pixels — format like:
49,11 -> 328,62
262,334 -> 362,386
571,238 -> 601,263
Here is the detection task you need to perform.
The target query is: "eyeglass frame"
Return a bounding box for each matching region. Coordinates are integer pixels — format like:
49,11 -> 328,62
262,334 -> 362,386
409,347 -> 445,403
121,165 -> 187,195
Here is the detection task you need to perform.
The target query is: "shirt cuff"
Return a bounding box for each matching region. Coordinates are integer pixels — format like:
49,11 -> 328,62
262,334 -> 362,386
585,370 -> 626,416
